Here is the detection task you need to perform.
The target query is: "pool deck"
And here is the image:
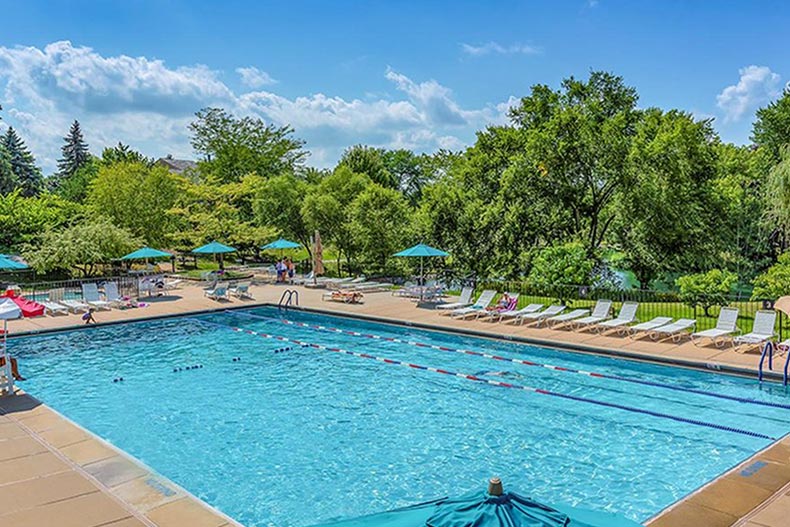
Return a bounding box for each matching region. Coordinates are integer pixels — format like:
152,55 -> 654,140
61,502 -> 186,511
2,282 -> 790,527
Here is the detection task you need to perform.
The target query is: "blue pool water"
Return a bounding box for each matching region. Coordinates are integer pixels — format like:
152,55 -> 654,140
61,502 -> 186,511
10,307 -> 790,527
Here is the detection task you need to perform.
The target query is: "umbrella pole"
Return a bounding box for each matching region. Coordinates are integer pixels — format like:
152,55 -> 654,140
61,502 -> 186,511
420,256 -> 424,301
2,320 -> 12,394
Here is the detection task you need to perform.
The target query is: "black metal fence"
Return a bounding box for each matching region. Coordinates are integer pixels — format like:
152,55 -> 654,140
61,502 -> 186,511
11,275 -> 145,302
475,280 -> 784,338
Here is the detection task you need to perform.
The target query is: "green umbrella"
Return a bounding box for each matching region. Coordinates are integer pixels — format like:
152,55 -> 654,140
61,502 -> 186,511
262,237 -> 301,260
311,479 -> 642,527
121,247 -> 172,260
393,243 -> 449,300
0,255 -> 28,271
192,241 -> 236,270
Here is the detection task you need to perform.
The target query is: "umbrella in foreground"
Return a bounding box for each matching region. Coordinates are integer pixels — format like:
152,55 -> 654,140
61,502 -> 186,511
192,241 -> 236,270
311,478 -> 642,527
393,243 -> 450,301
0,297 -> 22,394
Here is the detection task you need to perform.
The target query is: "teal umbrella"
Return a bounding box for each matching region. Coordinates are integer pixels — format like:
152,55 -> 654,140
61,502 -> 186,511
311,479 -> 642,527
121,247 -> 172,260
0,255 -> 28,271
192,241 -> 236,270
394,243 -> 449,300
261,237 -> 301,260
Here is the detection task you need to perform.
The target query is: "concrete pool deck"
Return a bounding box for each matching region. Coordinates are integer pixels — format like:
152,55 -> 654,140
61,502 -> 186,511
2,282 -> 790,526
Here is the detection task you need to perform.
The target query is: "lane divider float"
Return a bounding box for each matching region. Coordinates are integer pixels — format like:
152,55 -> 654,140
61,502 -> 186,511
194,317 -> 777,441
229,311 -> 790,411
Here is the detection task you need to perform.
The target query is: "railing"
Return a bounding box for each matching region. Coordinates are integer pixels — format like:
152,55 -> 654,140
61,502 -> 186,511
278,289 -> 299,310
759,342 -> 774,383
475,280 -> 779,335
8,275 -> 147,302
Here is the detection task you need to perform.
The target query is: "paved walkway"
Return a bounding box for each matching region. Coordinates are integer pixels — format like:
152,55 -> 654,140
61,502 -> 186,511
2,282 -> 789,527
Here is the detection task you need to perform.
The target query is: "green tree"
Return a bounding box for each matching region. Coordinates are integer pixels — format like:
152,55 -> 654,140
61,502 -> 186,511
254,173 -> 313,254
765,146 -> 790,251
752,252 -> 790,300
88,162 -> 182,246
0,190 -> 81,251
527,241 -> 595,286
100,142 -> 152,167
339,145 -> 397,188
753,88 -> 790,160
54,120 -> 90,183
55,156 -> 99,203
675,269 -> 737,316
189,107 -> 306,183
349,184 -> 411,273
23,218 -> 139,276
3,127 -> 43,196
0,142 -> 16,195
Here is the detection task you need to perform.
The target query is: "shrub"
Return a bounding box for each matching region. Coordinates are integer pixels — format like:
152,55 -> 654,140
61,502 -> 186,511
675,269 -> 737,316
752,252 -> 790,300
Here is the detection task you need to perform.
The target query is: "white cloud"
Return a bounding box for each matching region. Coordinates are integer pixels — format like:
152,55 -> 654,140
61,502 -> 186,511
0,41 -> 515,172
460,42 -> 541,57
716,65 -> 781,122
236,66 -> 278,88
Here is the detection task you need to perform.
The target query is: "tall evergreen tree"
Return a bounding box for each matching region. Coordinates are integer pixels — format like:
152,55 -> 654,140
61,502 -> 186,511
55,120 -> 90,183
0,103 -> 14,194
3,127 -> 43,197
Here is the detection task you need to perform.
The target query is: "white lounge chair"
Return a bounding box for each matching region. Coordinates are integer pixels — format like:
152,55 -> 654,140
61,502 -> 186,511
629,316 -> 673,338
497,303 -> 544,323
545,308 -> 590,328
649,318 -> 697,342
476,293 -> 519,320
229,282 -> 253,299
569,299 -> 613,330
450,290 -> 497,318
81,283 -> 111,310
103,282 -> 125,307
205,282 -> 229,301
59,298 -> 89,313
41,300 -> 68,316
596,302 -> 639,333
733,310 -> 777,351
691,307 -> 739,347
517,305 -> 565,325
436,287 -> 474,313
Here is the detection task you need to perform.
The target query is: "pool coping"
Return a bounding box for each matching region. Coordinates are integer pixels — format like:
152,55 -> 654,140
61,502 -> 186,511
6,299 -> 790,527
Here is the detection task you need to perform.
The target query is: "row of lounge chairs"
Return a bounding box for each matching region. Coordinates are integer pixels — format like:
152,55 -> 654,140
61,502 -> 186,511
40,283 -> 128,315
203,282 -> 253,301
436,289 -> 778,350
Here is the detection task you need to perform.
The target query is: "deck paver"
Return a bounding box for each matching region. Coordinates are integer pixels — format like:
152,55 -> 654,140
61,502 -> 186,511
147,497 -> 228,527
0,434 -> 48,461
38,420 -> 90,447
0,470 -> 98,515
84,454 -> 149,487
0,451 -> 69,485
60,437 -> 118,465
0,491 -> 132,527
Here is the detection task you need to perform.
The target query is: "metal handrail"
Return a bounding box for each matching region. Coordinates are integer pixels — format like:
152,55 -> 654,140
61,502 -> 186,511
278,289 -> 299,310
759,341 -> 774,383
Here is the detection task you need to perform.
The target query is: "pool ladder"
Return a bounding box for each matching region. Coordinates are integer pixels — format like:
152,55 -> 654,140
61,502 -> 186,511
278,289 -> 299,311
758,341 -> 790,386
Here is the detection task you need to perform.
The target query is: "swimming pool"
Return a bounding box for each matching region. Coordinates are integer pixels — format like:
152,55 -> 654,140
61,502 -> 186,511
11,307 -> 790,526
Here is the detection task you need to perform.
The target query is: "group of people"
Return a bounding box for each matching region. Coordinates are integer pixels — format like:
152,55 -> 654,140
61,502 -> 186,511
275,258 -> 296,283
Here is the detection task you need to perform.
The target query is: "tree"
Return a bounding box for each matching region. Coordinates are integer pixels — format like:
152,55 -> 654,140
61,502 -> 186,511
254,173 -> 313,255
752,252 -> 790,300
675,269 -> 737,316
88,162 -> 182,246
507,71 -> 640,256
100,142 -> 152,167
23,218 -> 139,276
339,145 -> 397,188
527,241 -> 595,286
0,190 -> 81,251
0,142 -> 16,195
349,184 -> 412,273
753,88 -> 790,160
189,107 -> 306,183
765,146 -> 790,251
3,127 -> 43,196
55,157 -> 99,203
52,120 -> 90,192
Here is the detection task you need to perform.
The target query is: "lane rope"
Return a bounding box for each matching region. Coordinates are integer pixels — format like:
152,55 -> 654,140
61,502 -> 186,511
194,317 -> 777,441
229,311 -> 790,411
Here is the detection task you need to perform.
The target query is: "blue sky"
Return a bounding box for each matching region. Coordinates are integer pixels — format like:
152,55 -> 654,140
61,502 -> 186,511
1,0 -> 788,173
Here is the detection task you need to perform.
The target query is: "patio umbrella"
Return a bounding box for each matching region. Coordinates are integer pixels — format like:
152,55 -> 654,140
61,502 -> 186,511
0,255 -> 29,271
121,247 -> 172,261
312,478 -> 642,527
192,241 -> 236,270
312,230 -> 324,285
0,297 -> 21,394
393,243 -> 449,300
261,237 -> 301,260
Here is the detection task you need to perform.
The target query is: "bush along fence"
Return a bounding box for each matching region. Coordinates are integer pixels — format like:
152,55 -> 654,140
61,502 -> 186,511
475,280 -> 786,339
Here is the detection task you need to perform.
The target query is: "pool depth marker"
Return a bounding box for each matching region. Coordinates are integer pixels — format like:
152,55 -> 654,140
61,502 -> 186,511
229,311 -> 790,411
194,317 -> 777,441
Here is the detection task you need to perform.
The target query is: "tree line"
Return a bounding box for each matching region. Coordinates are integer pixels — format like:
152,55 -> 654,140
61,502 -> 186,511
2,72 -> 790,299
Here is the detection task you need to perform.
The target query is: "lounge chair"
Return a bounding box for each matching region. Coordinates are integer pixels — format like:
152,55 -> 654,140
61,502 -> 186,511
81,283 -> 112,310
59,298 -> 89,313
326,277 -> 365,290
691,307 -> 739,347
733,310 -> 777,351
496,303 -> 544,323
229,282 -> 253,299
164,278 -> 184,291
436,287 -> 475,312
545,308 -> 590,328
569,299 -> 613,330
595,302 -> 639,333
103,282 -> 126,307
516,305 -> 566,325
629,317 -> 673,338
205,282 -> 229,301
649,318 -> 697,342
475,293 -> 519,320
41,300 -> 68,316
450,290 -> 497,318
